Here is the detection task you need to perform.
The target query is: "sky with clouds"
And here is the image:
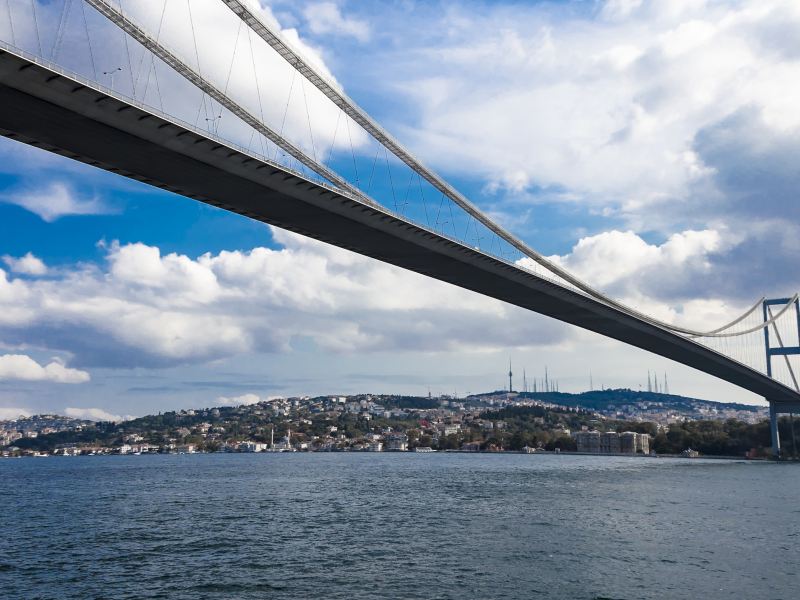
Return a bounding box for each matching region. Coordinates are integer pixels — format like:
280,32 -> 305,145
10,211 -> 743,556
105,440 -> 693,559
1,0 -> 799,419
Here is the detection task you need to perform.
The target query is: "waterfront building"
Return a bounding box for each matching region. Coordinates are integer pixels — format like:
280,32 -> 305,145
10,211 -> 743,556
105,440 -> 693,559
620,432 -> 637,453
386,433 -> 408,451
575,430 -> 650,455
575,430 -> 601,453
600,432 -> 621,453
621,432 -> 650,454
238,442 -> 268,452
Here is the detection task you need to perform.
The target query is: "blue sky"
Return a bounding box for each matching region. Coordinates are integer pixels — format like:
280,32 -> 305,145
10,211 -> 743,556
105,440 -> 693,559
1,0 -> 799,420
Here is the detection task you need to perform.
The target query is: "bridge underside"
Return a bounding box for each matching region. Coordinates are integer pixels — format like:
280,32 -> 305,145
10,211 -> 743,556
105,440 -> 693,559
1,48 -> 799,408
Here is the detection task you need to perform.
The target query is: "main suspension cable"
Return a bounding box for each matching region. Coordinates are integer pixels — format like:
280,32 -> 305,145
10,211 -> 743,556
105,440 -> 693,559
217,0 -> 786,339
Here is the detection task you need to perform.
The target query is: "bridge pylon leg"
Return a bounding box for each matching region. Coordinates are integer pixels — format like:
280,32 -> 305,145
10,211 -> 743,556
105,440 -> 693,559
769,402 -> 781,459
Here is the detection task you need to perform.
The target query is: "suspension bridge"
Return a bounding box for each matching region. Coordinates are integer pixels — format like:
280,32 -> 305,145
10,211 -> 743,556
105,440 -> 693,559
0,0 -> 798,456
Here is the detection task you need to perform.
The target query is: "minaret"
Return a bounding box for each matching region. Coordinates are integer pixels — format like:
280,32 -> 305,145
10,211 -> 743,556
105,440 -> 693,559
545,366 -> 549,392
523,369 -> 528,394
508,358 -> 513,393
647,371 -> 652,393
270,426 -> 274,449
664,372 -> 669,395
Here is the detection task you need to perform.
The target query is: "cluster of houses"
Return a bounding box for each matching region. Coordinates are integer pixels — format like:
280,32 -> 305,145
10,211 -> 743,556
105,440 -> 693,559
0,414 -> 92,448
3,391 -> 738,458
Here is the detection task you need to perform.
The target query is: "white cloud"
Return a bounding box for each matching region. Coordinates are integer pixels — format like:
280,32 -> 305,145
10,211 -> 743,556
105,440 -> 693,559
0,223 -> 768,376
304,2 -> 370,42
64,407 -> 130,422
0,407 -> 32,420
0,354 -> 90,384
544,229 -> 723,290
3,182 -> 110,222
2,253 -> 48,276
533,227 -> 758,329
216,393 -> 266,407
109,242 -> 221,304
0,229 -> 568,368
602,0 -> 644,20
383,0 -> 800,224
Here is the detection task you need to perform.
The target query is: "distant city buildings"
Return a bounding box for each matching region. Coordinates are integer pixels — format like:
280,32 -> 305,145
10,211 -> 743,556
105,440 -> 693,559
0,414 -> 93,448
0,387 -> 770,458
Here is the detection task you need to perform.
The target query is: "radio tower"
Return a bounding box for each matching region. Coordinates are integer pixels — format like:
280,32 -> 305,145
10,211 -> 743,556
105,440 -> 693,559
508,358 -> 513,393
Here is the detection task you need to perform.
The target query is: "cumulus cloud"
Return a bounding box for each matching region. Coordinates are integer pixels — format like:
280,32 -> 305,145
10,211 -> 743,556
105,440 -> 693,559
2,253 -> 47,276
0,354 -> 90,384
544,229 -> 724,293
302,0 -> 798,311
533,227 -> 773,330
0,223 -> 770,375
216,393 -> 268,407
3,182 -> 111,222
377,1 -> 800,226
64,407 -> 131,422
692,107 -> 800,223
0,407 -> 32,420
0,229 -> 569,368
303,2 -> 370,42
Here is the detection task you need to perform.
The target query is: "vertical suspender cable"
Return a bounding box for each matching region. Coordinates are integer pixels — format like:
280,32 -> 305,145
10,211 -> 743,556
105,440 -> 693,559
4,0 -> 16,46
28,0 -> 42,56
79,0 -> 98,79
52,0 -> 73,60
117,1 -> 137,96
83,0 -> 378,205
300,77 -> 318,163
245,26 -> 269,157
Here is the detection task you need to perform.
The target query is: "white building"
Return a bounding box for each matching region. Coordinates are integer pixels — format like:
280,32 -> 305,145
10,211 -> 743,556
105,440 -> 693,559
385,433 -> 408,451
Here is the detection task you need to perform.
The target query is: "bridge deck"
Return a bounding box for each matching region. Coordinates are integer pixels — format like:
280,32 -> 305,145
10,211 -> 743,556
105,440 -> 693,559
1,48 -> 798,406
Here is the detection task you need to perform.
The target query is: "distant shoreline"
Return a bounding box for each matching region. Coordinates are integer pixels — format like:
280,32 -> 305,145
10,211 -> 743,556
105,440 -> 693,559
0,449 -> 769,461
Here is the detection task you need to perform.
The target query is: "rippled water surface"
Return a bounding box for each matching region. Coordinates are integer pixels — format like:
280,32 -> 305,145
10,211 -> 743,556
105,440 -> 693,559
1,453 -> 798,599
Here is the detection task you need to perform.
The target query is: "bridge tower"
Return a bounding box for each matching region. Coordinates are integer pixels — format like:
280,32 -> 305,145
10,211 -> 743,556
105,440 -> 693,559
763,298 -> 800,458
